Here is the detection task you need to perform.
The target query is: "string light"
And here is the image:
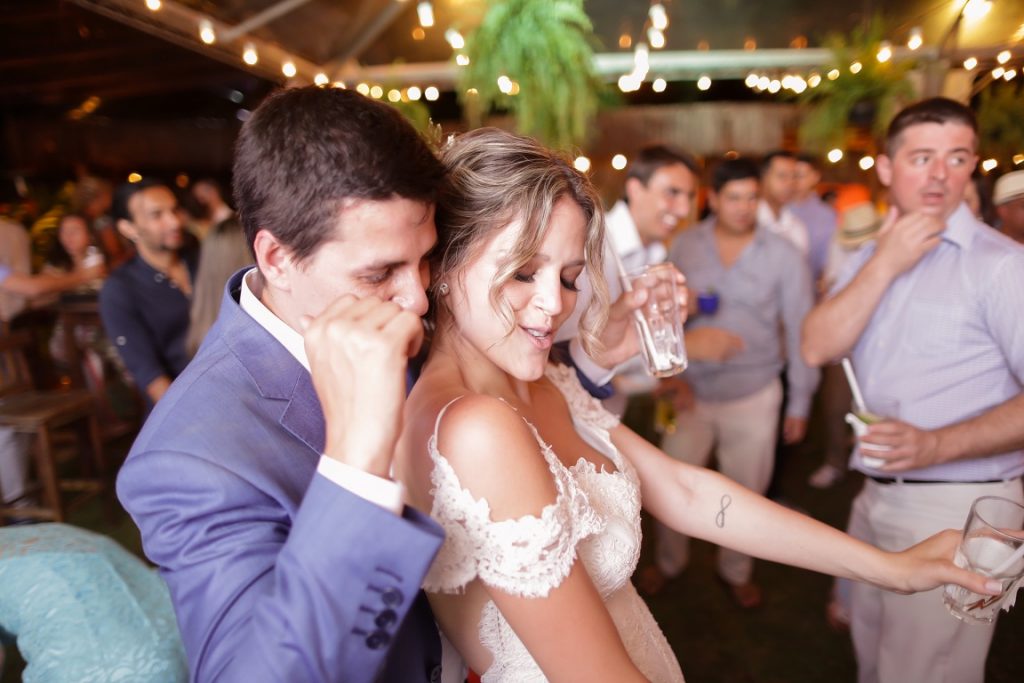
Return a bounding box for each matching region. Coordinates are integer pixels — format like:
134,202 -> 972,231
282,62 -> 297,78
768,79 -> 781,93
850,61 -> 863,74
907,27 -> 923,50
332,81 -> 346,89
827,149 -> 843,163
199,19 -> 216,44
412,27 -> 426,41
997,50 -> 1012,64
356,83 -> 370,95
497,75 -> 514,94
455,54 -> 470,66
827,69 -> 840,80
242,43 -> 258,66
407,86 -> 422,100
744,73 -> 759,88
370,85 -> 384,99
314,73 -> 329,86
808,73 -> 822,87
647,27 -> 665,49
652,78 -> 667,92
962,0 -> 992,22
128,172 -> 143,183
145,0 -> 161,11
876,41 -> 892,63
573,156 -> 591,173
417,2 -> 434,28
649,3 -> 668,31
1005,68 -> 1018,81
981,158 -> 998,172
387,89 -> 402,102
612,154 -> 628,170
744,37 -> 757,51
963,57 -> 978,70
1013,154 -> 1024,166
424,86 -> 440,101
992,66 -> 1005,79
697,74 -> 712,91
859,155 -> 875,170
445,29 -> 465,50
757,75 -> 770,90
790,75 -> 807,93
619,33 -> 632,49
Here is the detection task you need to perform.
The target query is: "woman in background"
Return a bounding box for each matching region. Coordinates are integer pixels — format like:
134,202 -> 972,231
185,218 -> 252,356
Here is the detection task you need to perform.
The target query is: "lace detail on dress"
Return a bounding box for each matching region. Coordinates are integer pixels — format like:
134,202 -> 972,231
545,363 -> 620,431
423,398 -> 604,597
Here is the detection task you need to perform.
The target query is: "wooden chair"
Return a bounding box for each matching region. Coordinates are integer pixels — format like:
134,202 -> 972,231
0,330 -> 108,524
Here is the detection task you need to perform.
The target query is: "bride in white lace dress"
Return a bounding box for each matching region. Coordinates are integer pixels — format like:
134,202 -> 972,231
397,129 -> 999,683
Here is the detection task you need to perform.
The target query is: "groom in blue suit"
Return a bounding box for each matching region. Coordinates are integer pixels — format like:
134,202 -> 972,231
118,86 -> 448,682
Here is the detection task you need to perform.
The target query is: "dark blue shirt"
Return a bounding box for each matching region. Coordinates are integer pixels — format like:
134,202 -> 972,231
99,252 -> 196,397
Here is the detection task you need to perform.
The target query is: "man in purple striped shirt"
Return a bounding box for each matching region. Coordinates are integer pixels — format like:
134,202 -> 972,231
803,98 -> 1024,683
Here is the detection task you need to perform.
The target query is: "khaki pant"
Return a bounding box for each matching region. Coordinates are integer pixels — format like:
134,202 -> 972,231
657,379 -> 782,585
848,477 -> 1024,683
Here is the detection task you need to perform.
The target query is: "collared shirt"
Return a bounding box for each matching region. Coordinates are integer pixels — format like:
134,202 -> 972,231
834,203 -> 1024,481
788,195 -> 837,283
99,251 -> 197,396
758,200 -> 809,256
668,217 -> 819,417
238,268 -> 404,514
557,200 -> 667,386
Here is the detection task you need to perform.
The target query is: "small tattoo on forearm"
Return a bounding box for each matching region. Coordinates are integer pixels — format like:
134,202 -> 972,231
715,494 -> 732,528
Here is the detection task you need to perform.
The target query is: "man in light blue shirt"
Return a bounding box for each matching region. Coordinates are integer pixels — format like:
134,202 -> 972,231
654,157 -> 818,608
803,98 -> 1024,683
789,153 -> 837,286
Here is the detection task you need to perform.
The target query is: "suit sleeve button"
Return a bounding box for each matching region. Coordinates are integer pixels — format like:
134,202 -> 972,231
365,629 -> 391,650
375,608 -> 398,629
381,587 -> 404,607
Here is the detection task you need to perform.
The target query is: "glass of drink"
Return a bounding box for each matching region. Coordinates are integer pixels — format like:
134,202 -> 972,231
844,397 -> 899,469
623,263 -> 687,378
943,496 -> 1024,624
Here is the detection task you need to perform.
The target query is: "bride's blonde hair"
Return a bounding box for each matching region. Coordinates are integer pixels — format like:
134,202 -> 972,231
430,128 -> 609,355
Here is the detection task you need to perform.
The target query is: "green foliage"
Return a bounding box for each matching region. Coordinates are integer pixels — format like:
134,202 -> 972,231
978,84 -> 1024,165
799,15 -> 916,151
461,0 -> 604,151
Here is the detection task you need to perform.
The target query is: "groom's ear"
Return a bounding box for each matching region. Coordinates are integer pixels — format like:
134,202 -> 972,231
253,229 -> 296,293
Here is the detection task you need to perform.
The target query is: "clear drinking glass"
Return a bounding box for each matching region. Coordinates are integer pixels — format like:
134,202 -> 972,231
622,263 -> 687,378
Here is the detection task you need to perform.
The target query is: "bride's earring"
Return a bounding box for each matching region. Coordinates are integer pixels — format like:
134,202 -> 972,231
438,282 -> 450,296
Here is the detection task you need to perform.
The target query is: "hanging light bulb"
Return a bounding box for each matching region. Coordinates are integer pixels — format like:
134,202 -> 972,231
981,158 -> 998,172
963,56 -> 978,70
962,0 -> 992,22
652,78 -> 667,92
407,86 -> 422,101
612,154 -> 628,170
850,61 -> 863,74
242,43 -> 258,66
314,73 -> 329,86
145,0 -> 161,11
827,148 -> 844,163
199,19 -> 216,44
808,73 -> 822,87
907,27 -> 923,50
417,2 -> 434,28
997,50 -> 1012,64
573,156 -> 591,173
876,41 -> 892,63
282,62 -> 297,78
445,29 -> 464,50
744,73 -> 759,88
647,27 -> 665,49
859,156 -> 875,170
649,3 -> 668,31
424,86 -> 440,101
697,74 -> 712,91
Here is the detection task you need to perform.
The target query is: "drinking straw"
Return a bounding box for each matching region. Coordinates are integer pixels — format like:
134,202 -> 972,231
841,357 -> 868,414
990,536 -> 1024,577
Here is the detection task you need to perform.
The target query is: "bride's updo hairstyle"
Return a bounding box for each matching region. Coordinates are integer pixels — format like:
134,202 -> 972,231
430,128 -> 609,355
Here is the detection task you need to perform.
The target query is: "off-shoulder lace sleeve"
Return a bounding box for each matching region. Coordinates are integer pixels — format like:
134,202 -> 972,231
423,399 -> 604,597
545,363 -> 621,431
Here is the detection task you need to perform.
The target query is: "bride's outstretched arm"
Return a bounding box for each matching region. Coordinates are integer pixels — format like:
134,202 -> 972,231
436,396 -> 648,683
609,426 -> 1003,597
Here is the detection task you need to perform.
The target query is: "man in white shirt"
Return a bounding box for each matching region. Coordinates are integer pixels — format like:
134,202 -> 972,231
757,150 -> 810,256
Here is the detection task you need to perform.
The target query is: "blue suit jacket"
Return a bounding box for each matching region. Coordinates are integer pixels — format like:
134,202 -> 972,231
117,270 -> 445,682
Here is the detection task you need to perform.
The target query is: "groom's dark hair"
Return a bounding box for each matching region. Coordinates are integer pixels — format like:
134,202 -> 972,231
233,86 -> 445,263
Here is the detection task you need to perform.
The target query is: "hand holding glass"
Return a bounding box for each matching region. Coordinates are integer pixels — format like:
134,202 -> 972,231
622,263 -> 687,378
943,496 -> 1024,624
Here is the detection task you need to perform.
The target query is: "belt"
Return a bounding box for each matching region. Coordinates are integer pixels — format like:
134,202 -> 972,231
868,476 -> 1012,485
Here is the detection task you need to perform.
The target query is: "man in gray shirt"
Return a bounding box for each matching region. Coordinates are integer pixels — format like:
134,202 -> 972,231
654,157 -> 819,607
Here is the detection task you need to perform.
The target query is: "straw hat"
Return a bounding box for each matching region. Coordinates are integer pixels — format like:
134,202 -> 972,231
993,170 -> 1024,206
837,202 -> 882,248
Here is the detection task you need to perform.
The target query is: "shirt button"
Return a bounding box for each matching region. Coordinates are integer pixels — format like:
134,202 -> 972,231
375,608 -> 398,629
429,664 -> 442,682
116,336 -> 127,346
381,587 -> 404,607
365,629 -> 391,650
154,273 -> 164,282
